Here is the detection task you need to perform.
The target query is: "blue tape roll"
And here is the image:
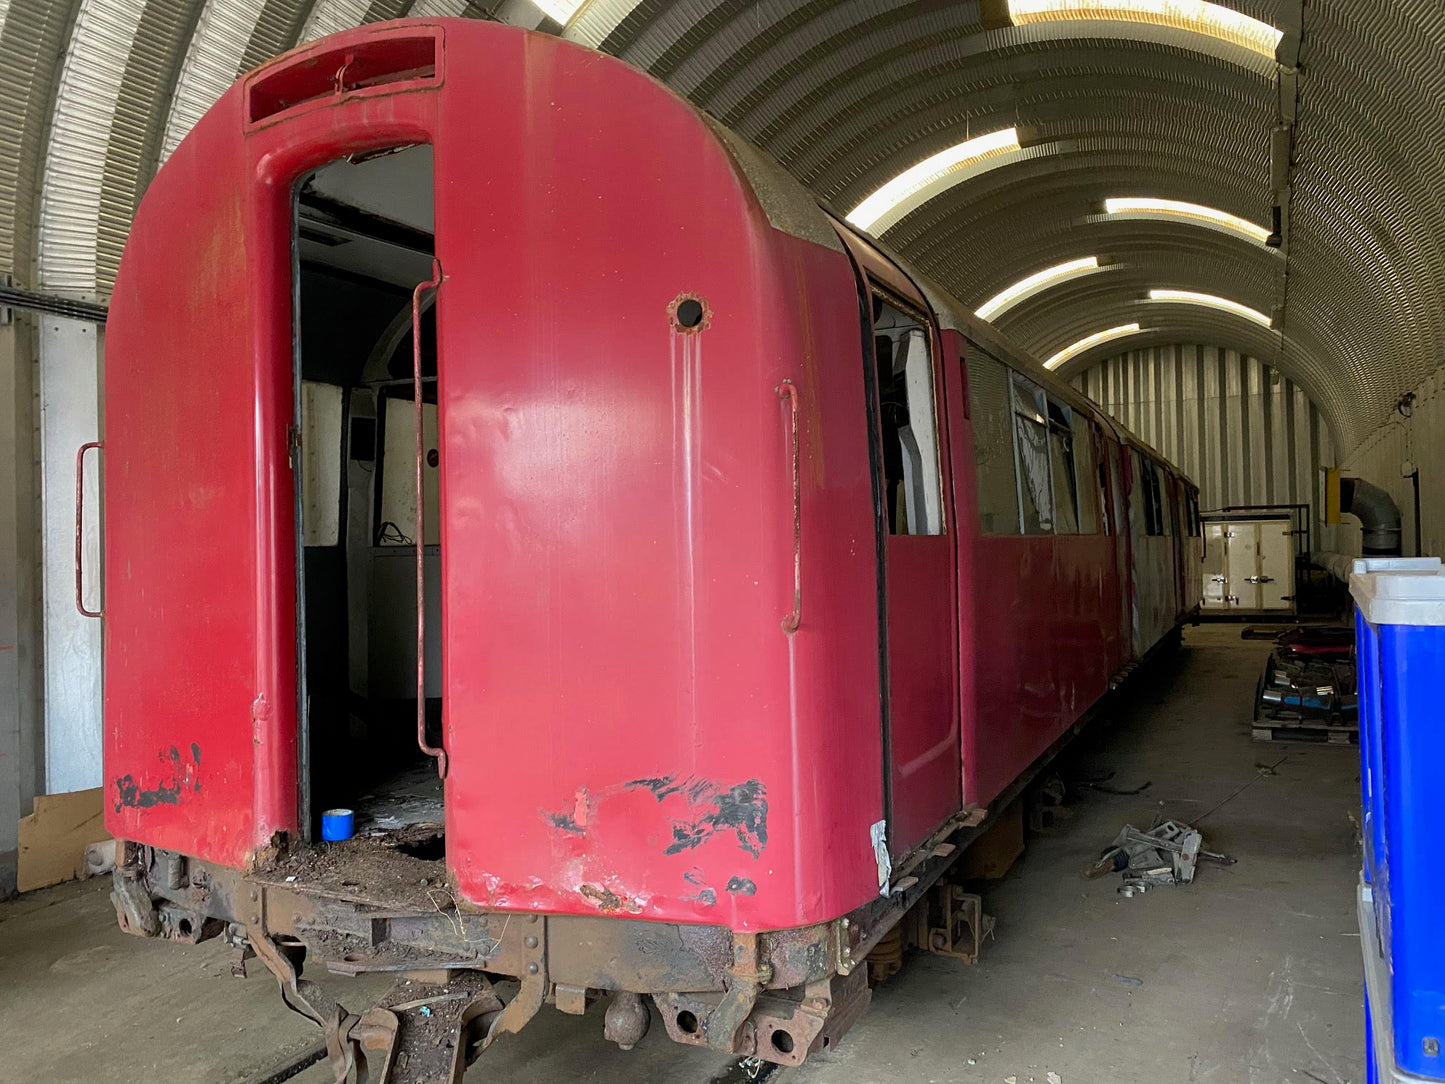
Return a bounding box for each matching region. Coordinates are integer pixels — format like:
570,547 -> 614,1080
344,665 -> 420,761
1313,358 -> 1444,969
321,808 -> 354,842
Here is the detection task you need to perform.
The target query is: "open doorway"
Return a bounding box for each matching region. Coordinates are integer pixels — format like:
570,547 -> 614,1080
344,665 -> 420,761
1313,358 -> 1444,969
292,144 -> 443,846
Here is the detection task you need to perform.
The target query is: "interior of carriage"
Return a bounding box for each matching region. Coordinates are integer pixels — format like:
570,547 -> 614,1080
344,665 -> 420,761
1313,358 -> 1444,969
292,144 -> 444,849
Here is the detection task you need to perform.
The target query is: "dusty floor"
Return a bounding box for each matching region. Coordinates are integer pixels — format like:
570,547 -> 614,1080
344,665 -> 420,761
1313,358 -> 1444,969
0,625 -> 1365,1084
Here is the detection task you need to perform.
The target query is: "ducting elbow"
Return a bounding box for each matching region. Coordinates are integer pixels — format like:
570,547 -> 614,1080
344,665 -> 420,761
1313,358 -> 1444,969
1340,476 -> 1402,556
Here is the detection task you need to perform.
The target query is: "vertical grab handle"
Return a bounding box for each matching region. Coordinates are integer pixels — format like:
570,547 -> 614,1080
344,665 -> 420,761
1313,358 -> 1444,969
414,260 -> 447,778
777,380 -> 801,633
75,441 -> 103,618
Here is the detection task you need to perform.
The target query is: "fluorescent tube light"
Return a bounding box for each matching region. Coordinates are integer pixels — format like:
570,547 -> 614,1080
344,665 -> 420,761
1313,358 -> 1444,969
1008,0 -> 1282,58
975,257 -> 1103,320
1045,323 -> 1143,369
1148,288 -> 1272,325
845,128 -> 1020,234
1104,197 -> 1271,244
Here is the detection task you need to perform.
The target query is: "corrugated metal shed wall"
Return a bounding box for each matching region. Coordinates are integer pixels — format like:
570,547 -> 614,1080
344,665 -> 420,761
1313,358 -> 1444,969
1073,344 -> 1336,518
1343,365 -> 1445,559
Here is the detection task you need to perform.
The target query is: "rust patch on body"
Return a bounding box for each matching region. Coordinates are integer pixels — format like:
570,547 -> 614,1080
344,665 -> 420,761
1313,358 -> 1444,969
114,745 -> 202,812
628,776 -> 769,857
579,883 -> 642,914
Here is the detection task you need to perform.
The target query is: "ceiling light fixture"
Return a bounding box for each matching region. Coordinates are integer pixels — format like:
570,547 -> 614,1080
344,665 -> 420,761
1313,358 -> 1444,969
845,128 -> 1021,234
1148,288 -> 1272,325
1008,0 -> 1282,59
1045,323 -> 1143,369
975,257 -> 1104,320
1103,197 -> 1272,244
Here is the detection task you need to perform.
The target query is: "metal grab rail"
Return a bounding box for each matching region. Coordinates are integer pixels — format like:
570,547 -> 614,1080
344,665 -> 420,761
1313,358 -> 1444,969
75,440 -> 103,618
413,261 -> 446,778
777,380 -> 801,633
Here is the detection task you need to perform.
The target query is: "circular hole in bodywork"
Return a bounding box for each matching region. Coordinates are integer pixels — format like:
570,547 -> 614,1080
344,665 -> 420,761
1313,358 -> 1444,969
771,1029 -> 795,1054
676,1010 -> 700,1034
676,299 -> 705,328
669,294 -> 710,332
177,918 -> 193,936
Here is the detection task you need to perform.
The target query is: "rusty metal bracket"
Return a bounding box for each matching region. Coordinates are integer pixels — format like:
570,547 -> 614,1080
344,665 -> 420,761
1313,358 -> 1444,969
705,932 -> 772,1052
481,914 -> 546,1051
921,886 -> 994,965
112,866 -> 160,938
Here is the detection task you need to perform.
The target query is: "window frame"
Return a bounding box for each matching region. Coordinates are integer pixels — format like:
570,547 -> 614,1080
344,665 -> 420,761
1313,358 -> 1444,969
867,281 -> 948,537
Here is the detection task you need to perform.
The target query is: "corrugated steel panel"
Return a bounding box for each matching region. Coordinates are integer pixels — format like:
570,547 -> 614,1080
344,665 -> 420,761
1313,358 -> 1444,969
1074,344 -> 1336,516
0,0 -> 79,282
161,0 -> 265,163
564,0 -> 647,49
363,0 -> 410,21
1345,367 -> 1445,561
238,0 -> 311,74
96,0 -> 202,292
298,0 -> 370,45
37,0 -> 145,296
409,0 -> 468,15
409,0 -> 469,16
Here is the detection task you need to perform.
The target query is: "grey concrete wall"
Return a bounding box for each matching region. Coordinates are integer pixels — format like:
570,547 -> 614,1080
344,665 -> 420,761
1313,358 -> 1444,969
0,314 -> 45,899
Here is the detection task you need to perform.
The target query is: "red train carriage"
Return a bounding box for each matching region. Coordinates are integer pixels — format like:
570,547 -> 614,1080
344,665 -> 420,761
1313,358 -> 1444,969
93,18 -> 1201,1081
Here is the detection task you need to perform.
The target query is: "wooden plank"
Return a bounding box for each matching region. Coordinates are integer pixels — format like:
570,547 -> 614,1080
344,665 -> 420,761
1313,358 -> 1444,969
17,788 -> 112,893
1252,724 -> 1358,746
955,799 -> 1025,880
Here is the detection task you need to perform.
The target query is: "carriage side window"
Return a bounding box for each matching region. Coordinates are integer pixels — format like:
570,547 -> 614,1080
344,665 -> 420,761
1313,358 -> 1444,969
872,292 -> 944,536
1139,459 -> 1170,536
1072,415 -> 1102,534
1127,449 -> 1149,536
965,350 -> 1021,534
1047,397 -> 1079,534
1010,371 -> 1053,534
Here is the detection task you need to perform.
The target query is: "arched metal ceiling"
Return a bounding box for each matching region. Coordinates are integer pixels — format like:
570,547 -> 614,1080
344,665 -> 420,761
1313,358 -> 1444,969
1,0 -> 1441,455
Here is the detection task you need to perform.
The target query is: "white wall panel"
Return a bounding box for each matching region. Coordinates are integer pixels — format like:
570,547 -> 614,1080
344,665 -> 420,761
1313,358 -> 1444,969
39,318 -> 102,793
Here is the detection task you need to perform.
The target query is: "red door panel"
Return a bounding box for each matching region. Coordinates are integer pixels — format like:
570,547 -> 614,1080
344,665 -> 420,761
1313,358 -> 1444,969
885,537 -> 959,853
105,25 -> 442,868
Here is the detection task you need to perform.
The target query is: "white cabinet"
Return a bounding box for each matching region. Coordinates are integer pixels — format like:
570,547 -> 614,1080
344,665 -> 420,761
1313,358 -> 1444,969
1202,516 -> 1295,611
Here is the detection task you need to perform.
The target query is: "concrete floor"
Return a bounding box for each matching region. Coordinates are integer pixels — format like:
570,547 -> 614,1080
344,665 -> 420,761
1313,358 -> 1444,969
0,625 -> 1365,1084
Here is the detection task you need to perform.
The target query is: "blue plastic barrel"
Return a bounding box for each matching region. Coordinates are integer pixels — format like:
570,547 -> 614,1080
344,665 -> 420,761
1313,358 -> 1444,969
1352,557 -> 1445,1083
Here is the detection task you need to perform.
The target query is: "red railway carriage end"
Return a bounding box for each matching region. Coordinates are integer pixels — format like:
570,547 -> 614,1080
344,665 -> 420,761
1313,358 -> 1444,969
96,16 -> 1199,1083
97,18 -> 971,1081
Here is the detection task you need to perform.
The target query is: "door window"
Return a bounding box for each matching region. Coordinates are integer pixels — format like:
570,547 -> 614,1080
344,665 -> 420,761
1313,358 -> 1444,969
965,350 -> 1021,534
1011,371 -> 1053,534
872,291 -> 944,536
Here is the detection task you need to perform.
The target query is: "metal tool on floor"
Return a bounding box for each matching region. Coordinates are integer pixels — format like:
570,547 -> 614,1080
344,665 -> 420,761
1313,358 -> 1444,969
1087,816 -> 1233,893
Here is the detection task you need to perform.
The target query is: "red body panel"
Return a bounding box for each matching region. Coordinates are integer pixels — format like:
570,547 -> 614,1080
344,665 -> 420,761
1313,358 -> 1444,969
105,40 -> 442,866
431,34 -> 884,928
